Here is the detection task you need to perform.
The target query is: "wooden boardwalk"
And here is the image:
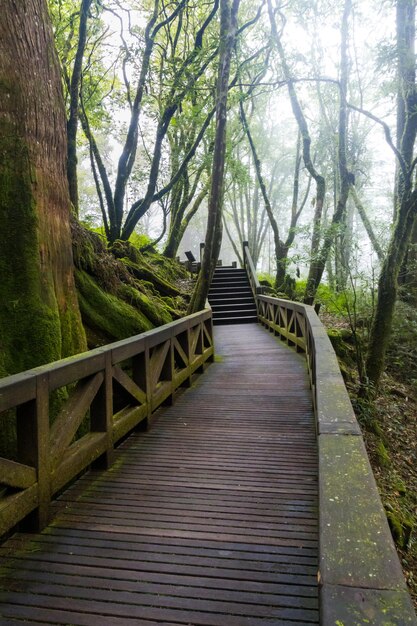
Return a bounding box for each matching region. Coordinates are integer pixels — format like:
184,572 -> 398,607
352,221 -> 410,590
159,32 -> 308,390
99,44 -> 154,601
0,323 -> 319,625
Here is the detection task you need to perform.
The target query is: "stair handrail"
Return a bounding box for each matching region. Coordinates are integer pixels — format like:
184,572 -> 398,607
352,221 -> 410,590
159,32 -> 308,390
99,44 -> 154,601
242,241 -> 263,299
255,293 -> 417,624
0,308 -> 214,537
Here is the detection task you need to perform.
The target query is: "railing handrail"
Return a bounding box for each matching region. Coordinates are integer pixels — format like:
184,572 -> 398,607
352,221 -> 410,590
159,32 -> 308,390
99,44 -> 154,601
243,246 -> 416,624
242,241 -> 263,296
0,310 -> 211,406
0,308 -> 214,537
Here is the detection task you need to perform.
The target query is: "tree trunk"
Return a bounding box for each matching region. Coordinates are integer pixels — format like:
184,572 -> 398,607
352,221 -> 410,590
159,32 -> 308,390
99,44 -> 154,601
396,0 -> 417,297
350,184 -> 384,261
366,189 -> 417,388
365,0 -> 417,391
67,0 -> 92,214
189,0 -> 240,313
0,0 -> 86,378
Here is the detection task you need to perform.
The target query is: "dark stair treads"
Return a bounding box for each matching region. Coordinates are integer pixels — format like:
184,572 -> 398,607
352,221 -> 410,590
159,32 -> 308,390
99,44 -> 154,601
208,266 -> 258,326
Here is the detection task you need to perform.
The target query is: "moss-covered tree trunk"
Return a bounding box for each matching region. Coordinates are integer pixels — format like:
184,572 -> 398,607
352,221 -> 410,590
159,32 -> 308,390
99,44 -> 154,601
0,0 -> 86,377
365,0 -> 417,391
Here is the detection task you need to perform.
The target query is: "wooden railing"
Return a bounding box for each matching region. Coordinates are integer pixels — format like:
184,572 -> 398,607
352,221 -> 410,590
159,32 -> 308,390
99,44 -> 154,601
243,245 -> 417,625
0,309 -> 214,537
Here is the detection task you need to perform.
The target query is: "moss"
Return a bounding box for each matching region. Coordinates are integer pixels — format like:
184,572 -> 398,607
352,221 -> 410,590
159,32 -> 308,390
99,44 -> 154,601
386,508 -> 414,550
75,269 -> 153,345
0,128 -> 62,376
393,476 -> 407,496
376,440 -> 391,468
118,284 -> 173,327
111,241 -> 183,297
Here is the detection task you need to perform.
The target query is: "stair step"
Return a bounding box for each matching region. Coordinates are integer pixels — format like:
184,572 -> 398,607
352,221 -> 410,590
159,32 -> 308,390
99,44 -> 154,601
211,303 -> 257,312
209,284 -> 252,293
213,316 -> 258,325
211,277 -> 250,285
213,268 -> 246,274
213,309 -> 257,319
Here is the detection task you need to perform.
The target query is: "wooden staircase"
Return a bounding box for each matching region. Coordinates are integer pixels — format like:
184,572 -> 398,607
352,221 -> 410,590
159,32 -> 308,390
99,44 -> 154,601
208,266 -> 258,325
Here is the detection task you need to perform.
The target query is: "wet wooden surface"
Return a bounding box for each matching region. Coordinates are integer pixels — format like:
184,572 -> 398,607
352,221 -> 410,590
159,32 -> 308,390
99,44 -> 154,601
0,324 -> 318,625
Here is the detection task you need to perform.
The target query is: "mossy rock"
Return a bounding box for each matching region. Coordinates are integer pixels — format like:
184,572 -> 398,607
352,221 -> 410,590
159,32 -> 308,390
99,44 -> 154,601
118,284 -> 173,327
75,269 -> 153,346
145,250 -> 189,282
327,328 -> 356,362
337,359 -> 356,384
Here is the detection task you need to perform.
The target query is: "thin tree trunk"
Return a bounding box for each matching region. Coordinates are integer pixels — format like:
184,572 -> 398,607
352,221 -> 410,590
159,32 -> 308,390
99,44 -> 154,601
350,184 -> 384,261
267,0 -> 326,301
239,98 -> 282,287
189,0 -> 241,313
67,0 -> 92,214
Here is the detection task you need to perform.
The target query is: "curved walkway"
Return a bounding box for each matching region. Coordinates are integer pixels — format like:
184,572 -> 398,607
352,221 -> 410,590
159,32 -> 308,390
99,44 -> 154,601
0,324 -> 318,625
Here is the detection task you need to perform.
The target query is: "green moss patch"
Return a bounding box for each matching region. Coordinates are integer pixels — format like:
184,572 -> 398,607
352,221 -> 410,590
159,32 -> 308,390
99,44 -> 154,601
75,270 -> 153,345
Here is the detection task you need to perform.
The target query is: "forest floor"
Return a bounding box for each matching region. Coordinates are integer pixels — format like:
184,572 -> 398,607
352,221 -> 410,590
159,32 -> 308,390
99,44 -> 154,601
321,310 -> 417,609
366,378 -> 417,607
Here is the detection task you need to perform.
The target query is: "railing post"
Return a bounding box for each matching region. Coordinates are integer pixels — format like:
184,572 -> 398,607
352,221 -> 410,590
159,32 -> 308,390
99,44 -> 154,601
16,373 -> 50,531
161,338 -> 175,406
199,242 -> 205,272
91,352 -> 114,469
242,241 -> 249,268
134,344 -> 152,421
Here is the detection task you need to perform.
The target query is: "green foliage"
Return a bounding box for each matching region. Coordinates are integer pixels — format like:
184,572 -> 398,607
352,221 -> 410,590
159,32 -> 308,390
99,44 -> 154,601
257,272 -> 275,286
129,232 -> 154,250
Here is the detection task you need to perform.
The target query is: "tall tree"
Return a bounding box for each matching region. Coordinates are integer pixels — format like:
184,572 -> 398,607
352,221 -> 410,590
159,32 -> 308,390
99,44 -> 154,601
0,0 -> 86,377
189,0 -> 241,312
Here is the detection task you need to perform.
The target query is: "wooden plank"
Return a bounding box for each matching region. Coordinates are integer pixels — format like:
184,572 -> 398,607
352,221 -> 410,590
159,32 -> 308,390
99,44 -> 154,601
13,531 -> 319,564
48,351 -> 106,391
0,373 -> 36,412
1,552 -> 318,598
0,583 -> 319,622
0,566 -> 318,608
0,459 -> 36,490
